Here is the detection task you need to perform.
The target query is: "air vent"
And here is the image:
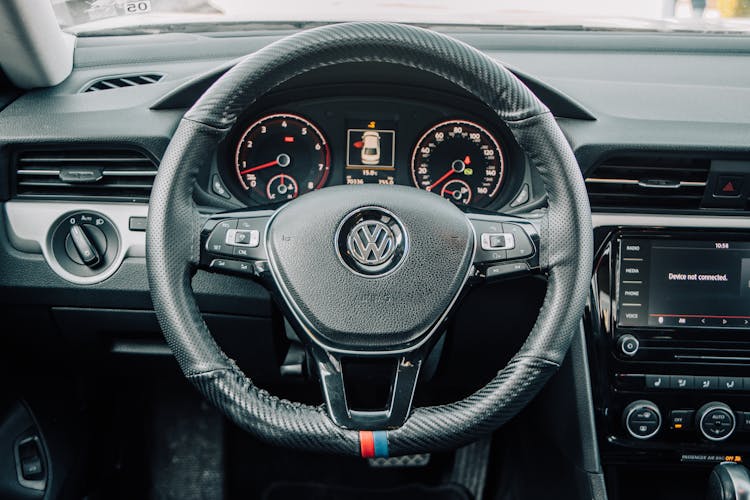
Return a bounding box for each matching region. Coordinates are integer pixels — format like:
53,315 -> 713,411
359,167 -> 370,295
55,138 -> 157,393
585,156 -> 710,210
14,149 -> 157,202
81,74 -> 163,93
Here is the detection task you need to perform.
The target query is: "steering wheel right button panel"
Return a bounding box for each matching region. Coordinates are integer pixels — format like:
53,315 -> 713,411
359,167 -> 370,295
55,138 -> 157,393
467,215 -> 541,281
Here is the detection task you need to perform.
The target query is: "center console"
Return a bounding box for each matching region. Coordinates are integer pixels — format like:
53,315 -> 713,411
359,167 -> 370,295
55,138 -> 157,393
590,228 -> 750,466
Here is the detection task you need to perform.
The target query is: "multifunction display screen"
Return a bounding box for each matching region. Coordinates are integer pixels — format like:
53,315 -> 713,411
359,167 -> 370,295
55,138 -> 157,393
618,238 -> 750,329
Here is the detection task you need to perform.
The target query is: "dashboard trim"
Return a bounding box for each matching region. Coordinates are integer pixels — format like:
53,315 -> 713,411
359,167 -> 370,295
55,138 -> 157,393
592,213 -> 750,230
4,200 -> 147,285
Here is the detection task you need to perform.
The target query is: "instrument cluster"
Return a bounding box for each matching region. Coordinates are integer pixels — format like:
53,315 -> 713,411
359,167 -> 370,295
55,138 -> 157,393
222,96 -> 524,209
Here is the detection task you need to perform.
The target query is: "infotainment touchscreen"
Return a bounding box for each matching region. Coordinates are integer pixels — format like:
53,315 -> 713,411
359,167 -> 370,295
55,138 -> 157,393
617,238 -> 750,329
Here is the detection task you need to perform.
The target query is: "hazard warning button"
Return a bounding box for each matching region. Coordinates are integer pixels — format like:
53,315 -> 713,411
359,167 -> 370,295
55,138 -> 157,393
714,176 -> 743,197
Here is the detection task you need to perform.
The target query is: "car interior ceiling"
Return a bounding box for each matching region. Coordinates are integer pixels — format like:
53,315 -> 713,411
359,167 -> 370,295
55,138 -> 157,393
2,1 -> 750,499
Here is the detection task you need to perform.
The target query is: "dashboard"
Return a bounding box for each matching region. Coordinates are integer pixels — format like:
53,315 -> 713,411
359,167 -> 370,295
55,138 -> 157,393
216,92 -> 528,210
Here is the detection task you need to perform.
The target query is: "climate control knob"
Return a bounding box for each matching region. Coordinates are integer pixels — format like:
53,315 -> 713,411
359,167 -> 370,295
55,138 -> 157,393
623,400 -> 661,440
697,402 -> 736,442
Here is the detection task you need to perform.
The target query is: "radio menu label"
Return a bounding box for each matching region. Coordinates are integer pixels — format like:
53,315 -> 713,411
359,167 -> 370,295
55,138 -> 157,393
618,238 -> 750,329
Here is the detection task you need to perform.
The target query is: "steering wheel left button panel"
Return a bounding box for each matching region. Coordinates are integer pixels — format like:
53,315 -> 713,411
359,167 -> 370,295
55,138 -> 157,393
201,211 -> 273,278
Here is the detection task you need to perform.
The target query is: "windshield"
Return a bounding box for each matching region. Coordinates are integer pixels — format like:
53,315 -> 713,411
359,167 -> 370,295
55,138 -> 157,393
52,0 -> 750,34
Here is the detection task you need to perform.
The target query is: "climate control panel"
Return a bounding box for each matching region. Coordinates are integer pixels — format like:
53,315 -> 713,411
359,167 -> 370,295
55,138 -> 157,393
620,400 -> 749,444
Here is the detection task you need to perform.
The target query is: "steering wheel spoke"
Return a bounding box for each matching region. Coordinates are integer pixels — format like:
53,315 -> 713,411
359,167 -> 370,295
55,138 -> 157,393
198,209 -> 275,282
311,345 -> 425,430
466,212 -> 543,282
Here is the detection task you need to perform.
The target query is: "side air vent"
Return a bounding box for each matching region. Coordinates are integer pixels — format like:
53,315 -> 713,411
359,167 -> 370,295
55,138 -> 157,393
585,156 -> 711,210
81,74 -> 163,92
14,149 -> 157,202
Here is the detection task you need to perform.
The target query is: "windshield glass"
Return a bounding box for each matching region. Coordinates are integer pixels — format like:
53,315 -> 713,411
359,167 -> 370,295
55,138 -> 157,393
52,0 -> 750,34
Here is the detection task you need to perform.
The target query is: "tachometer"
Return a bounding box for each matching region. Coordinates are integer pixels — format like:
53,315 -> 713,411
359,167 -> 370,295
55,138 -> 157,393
234,113 -> 330,203
411,120 -> 505,208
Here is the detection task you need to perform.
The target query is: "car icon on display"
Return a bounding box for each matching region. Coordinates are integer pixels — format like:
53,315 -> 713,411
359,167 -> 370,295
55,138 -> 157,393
360,131 -> 381,165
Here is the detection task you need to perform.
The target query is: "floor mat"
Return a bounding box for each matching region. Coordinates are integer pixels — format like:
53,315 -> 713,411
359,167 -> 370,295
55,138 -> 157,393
262,482 -> 471,500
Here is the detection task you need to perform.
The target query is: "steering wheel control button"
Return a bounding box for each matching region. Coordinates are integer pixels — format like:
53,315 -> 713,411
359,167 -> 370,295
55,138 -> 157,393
697,402 -> 736,442
617,334 -> 639,358
487,262 -> 529,280
669,410 -> 695,431
209,258 -> 255,276
480,233 -> 514,251
471,219 -> 506,262
623,400 -> 662,440
225,229 -> 260,247
336,207 -> 407,277
502,223 -> 534,260
206,219 -> 237,256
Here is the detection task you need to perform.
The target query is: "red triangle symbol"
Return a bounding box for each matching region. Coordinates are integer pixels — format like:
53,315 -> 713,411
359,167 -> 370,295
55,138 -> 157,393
723,181 -> 735,192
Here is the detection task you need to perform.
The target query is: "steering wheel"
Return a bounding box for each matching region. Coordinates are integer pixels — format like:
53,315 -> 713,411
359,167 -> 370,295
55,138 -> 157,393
146,22 -> 592,458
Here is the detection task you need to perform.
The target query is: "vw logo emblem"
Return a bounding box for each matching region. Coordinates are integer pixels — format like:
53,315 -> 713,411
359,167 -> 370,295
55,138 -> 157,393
336,208 -> 408,277
347,220 -> 396,266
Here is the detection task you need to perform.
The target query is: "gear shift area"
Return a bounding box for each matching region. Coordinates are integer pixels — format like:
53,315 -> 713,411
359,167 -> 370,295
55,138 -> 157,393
708,462 -> 750,500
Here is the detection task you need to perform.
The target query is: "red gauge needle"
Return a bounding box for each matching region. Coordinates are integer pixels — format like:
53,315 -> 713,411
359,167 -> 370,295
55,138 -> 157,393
239,159 -> 278,175
426,169 -> 454,192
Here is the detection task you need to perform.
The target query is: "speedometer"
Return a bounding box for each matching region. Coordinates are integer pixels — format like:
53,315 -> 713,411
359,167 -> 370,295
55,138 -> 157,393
234,113 -> 331,203
410,120 -> 505,208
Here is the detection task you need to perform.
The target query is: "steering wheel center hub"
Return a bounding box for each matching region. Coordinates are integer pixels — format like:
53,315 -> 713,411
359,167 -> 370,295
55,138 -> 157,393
265,185 -> 474,352
337,207 -> 408,277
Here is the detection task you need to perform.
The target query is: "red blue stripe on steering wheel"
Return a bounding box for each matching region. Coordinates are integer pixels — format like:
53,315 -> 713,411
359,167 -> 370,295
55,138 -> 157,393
359,430 -> 389,458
